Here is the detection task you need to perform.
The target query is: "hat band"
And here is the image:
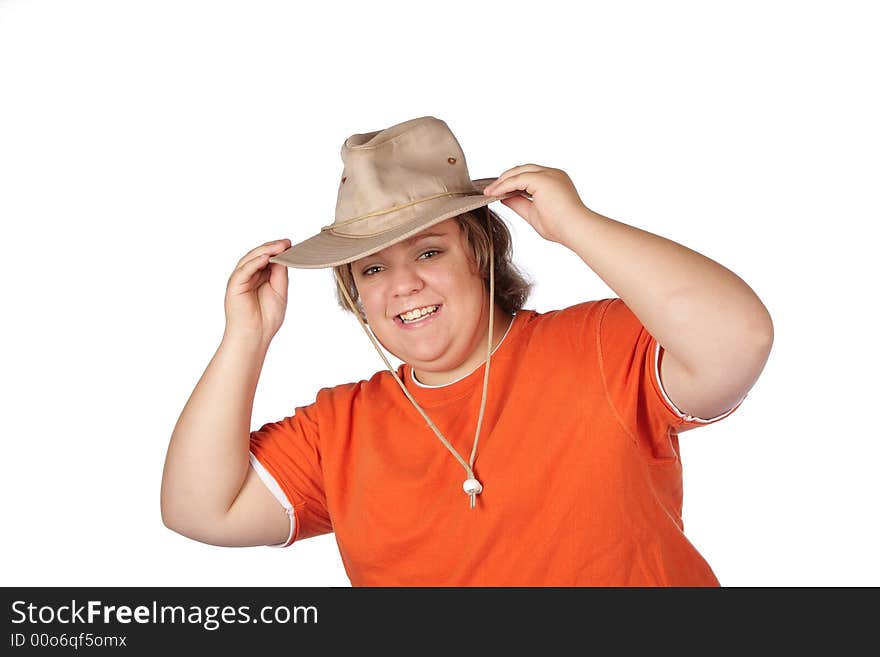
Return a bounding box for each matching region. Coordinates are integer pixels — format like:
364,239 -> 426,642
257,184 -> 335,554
321,189 -> 484,237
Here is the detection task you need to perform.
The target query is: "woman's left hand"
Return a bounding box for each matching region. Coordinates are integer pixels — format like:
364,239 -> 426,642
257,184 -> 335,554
482,164 -> 590,244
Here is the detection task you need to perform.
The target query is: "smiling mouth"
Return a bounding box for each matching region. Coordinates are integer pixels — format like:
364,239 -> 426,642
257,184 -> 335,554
395,304 -> 442,325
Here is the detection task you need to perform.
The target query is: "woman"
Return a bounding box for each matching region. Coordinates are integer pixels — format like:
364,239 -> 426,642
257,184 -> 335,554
160,116 -> 774,586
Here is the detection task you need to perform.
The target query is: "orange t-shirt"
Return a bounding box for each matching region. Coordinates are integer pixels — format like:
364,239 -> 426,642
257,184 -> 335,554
249,298 -> 743,586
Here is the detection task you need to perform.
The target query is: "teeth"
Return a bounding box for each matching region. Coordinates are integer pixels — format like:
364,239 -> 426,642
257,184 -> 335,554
400,305 -> 439,322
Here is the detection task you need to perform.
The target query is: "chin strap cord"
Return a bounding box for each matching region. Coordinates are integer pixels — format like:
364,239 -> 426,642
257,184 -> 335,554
332,209 -> 495,508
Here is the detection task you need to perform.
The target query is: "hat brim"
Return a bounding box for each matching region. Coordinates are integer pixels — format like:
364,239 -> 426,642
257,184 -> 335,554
268,178 -> 522,269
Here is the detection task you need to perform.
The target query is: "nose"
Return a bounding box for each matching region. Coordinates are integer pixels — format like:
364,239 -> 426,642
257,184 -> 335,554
389,262 -> 424,297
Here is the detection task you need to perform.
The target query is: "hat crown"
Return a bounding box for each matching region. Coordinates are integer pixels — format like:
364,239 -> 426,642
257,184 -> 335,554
334,116 -> 477,236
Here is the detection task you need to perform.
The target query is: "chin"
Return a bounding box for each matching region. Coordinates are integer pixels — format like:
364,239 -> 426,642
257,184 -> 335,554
400,346 -> 451,368
370,328 -> 440,364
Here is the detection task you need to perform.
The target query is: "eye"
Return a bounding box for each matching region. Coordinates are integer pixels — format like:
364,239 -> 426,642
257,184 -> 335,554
361,265 -> 383,276
419,249 -> 441,260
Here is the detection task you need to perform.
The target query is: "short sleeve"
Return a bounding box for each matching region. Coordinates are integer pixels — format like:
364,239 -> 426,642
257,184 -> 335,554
248,398 -> 333,547
597,298 -> 744,456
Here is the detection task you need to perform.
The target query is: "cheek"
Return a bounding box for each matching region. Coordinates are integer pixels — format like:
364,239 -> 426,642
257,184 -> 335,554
457,266 -> 485,297
432,261 -> 472,290
355,285 -> 396,327
427,264 -> 476,297
358,290 -> 384,318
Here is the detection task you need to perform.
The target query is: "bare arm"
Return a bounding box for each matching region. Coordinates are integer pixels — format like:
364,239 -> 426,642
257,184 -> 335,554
483,167 -> 773,421
160,335 -> 289,546
554,207 -> 773,420
160,238 -> 293,546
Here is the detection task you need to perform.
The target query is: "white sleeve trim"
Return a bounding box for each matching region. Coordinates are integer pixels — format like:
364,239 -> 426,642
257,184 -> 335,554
654,343 -> 742,424
248,451 -> 295,548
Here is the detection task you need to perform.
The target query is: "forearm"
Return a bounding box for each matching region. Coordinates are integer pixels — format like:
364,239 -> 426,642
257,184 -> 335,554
557,207 -> 773,373
160,335 -> 270,530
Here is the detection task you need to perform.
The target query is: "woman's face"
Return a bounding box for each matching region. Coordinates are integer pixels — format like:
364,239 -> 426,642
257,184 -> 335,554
351,218 -> 490,374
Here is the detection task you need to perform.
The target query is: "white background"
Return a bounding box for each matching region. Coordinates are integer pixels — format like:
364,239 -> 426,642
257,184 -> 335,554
1,0 -> 877,587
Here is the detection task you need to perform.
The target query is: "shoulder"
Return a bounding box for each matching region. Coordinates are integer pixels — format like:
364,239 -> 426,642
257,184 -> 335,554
523,299 -> 612,324
595,297 -> 653,348
311,368 -> 400,410
518,299 -> 613,343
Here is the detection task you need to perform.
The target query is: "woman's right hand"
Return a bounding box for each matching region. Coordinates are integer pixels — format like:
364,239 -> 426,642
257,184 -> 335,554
223,239 -> 291,345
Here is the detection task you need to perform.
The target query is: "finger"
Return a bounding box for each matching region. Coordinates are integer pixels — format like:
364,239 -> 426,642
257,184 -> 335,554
236,239 -> 290,268
486,164 -> 545,190
483,166 -> 543,196
229,252 -> 271,289
499,195 -> 534,216
484,172 -> 539,199
236,239 -> 291,268
254,265 -> 272,290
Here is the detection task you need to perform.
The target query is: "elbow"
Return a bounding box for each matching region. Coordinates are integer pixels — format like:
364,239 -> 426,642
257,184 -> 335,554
161,509 -> 216,545
749,305 -> 774,357
159,483 -> 180,531
740,310 -> 773,379
739,296 -> 774,356
160,497 -> 229,546
160,499 -> 188,537
159,475 -> 205,539
764,310 -> 774,347
160,491 -> 201,540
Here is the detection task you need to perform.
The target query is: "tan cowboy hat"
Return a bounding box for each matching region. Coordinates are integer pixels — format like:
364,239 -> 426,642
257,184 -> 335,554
268,115 -> 520,269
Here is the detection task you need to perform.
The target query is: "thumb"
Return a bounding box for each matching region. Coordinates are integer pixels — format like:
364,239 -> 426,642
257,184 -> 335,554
268,262 -> 289,298
499,195 -> 534,217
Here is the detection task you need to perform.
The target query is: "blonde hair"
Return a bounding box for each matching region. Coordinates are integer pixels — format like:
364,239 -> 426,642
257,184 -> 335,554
332,206 -> 532,322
